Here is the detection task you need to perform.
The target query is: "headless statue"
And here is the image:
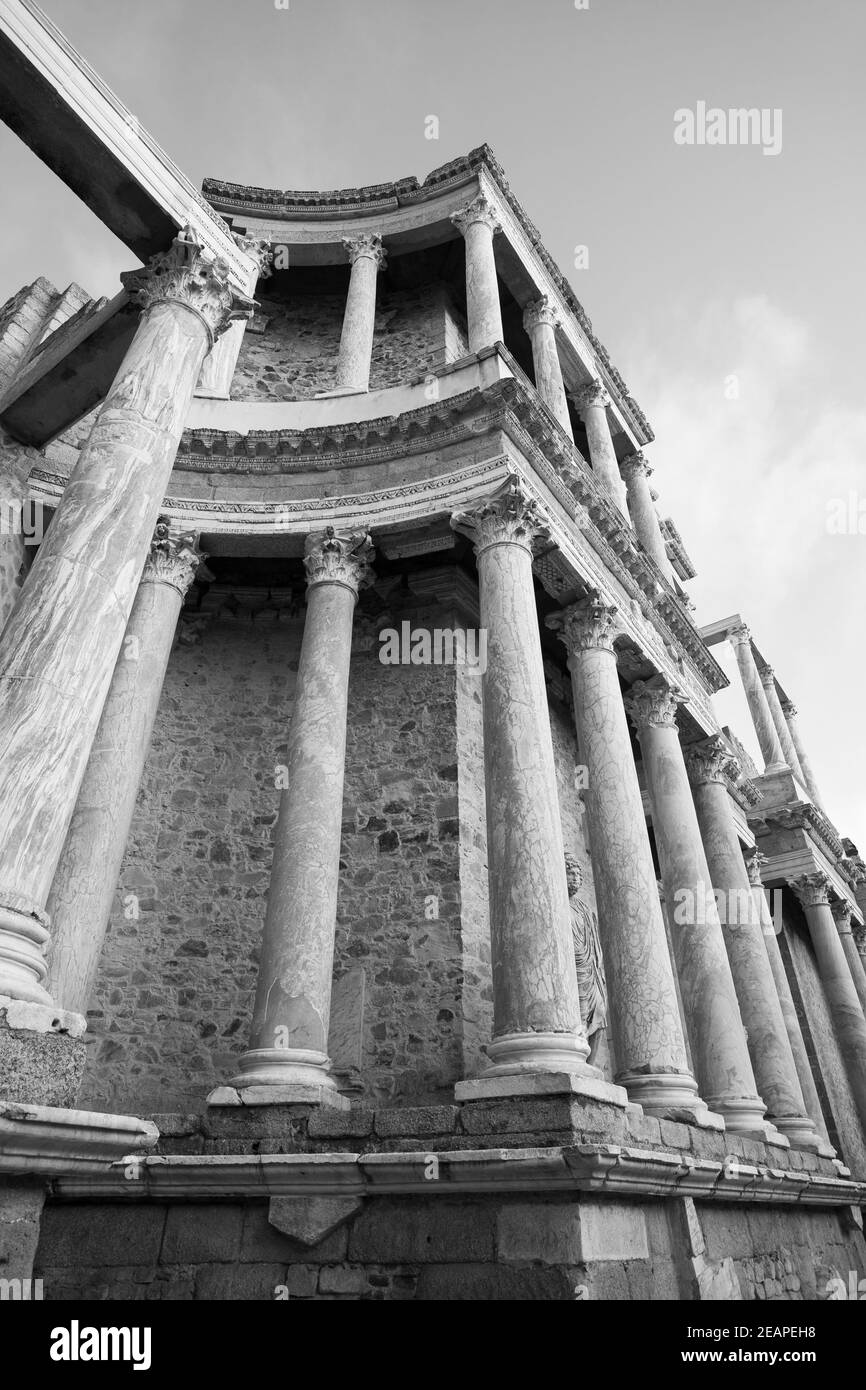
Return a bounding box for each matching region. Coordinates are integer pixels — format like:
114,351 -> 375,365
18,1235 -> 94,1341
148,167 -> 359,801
565,854 -> 607,1067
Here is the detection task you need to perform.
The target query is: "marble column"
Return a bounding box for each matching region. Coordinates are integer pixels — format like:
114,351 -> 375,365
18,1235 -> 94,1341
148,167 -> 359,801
831,899 -> 866,1017
0,228 -> 254,1006
451,194 -> 503,352
619,452 -> 673,581
626,679 -> 769,1137
547,595 -> 704,1118
522,297 -> 573,440
334,234 -> 386,392
727,625 -> 786,773
226,529 -> 374,1102
781,700 -> 827,814
451,479 -> 603,1090
572,381 -> 630,519
791,872 -> 866,1132
760,668 -> 805,784
854,922 -> 866,978
686,737 -> 820,1150
46,522 -> 204,1014
744,849 -> 834,1151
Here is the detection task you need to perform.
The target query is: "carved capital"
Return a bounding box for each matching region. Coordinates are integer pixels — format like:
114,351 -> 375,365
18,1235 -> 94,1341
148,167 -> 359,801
450,194 -> 500,238
120,226 -> 256,347
759,665 -> 776,687
572,380 -> 611,416
727,623 -> 752,649
684,734 -> 741,789
853,923 -> 866,954
791,872 -> 832,910
303,528 -> 375,596
780,699 -> 798,719
546,591 -> 621,656
451,476 -> 549,556
831,898 -> 853,933
620,451 -> 652,485
232,231 -> 275,280
343,233 -> 387,270
142,517 -> 205,596
522,296 -> 559,335
624,677 -> 683,732
743,847 -> 767,887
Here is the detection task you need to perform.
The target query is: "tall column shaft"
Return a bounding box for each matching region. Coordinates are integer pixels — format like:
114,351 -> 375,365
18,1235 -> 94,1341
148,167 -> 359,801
452,479 -> 596,1082
627,680 -> 768,1136
46,524 -> 203,1014
451,195 -> 503,352
687,738 -> 820,1150
334,234 -> 386,391
792,873 -> 866,1133
781,700 -> 827,814
620,452 -> 673,580
572,381 -> 629,519
760,669 -> 805,784
831,899 -> 866,1017
727,625 -> 786,772
548,596 -> 702,1117
0,229 -> 253,1005
228,530 -> 374,1098
522,298 -> 573,440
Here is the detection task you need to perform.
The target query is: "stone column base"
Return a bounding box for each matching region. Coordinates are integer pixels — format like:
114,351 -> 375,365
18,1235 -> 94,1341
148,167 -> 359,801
0,995 -> 86,1107
220,1047 -> 348,1109
454,1070 -> 629,1107
616,1070 -> 726,1131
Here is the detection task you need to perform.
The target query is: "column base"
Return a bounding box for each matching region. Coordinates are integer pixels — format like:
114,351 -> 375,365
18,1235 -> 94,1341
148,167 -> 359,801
207,1084 -> 349,1111
0,906 -> 52,1007
455,1070 -> 629,1107
772,1114 -> 830,1155
616,1069 -> 725,1130
220,1047 -> 347,1109
706,1094 -> 771,1139
476,1029 -> 595,1079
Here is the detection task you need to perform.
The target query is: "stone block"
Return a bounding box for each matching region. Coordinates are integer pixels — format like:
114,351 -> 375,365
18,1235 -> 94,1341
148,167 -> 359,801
308,1107 -> 374,1139
348,1199 -> 495,1263
497,1202 -> 582,1265
279,1264 -> 319,1298
415,1263 -> 574,1300
318,1264 -> 371,1295
268,1195 -> 362,1247
659,1119 -> 692,1152
0,1023 -> 86,1107
241,1205 -> 349,1264
578,1200 -> 649,1261
459,1096 -> 625,1139
162,1204 -> 243,1264
194,1261 -> 287,1301
37,1204 -> 167,1268
374,1105 -> 459,1137
0,1181 -> 45,1279
625,1109 -> 662,1147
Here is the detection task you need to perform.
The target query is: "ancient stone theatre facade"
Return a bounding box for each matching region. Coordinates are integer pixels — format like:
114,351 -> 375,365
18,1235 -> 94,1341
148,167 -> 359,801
0,0 -> 865,1302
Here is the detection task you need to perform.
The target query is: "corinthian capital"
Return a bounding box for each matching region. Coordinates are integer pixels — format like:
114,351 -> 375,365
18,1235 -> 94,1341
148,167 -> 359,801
831,898 -> 853,932
684,734 -> 741,789
451,476 -> 549,556
780,699 -> 798,718
450,194 -> 500,238
522,296 -> 559,334
121,226 -> 256,346
572,380 -> 611,415
343,233 -> 387,269
759,665 -> 776,687
624,677 -> 683,733
142,517 -> 205,596
546,591 -> 621,655
790,871 -> 832,909
743,847 -> 767,887
620,451 -> 652,485
232,231 -> 275,280
303,528 -> 375,596
727,623 -> 752,648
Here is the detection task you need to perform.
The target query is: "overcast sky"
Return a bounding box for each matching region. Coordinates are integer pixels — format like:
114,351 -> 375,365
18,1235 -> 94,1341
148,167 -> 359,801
1,0 -> 863,846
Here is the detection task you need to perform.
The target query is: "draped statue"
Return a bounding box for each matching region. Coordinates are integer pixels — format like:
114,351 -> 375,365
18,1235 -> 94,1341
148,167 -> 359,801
565,854 -> 607,1065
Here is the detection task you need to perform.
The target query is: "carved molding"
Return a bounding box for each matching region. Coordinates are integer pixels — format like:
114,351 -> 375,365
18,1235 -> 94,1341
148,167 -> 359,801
303,527 -> 375,595
120,226 -> 256,346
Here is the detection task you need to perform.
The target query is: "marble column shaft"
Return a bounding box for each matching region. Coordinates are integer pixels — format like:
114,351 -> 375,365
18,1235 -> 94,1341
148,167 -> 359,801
522,298 -> 573,440
452,479 -> 593,1078
335,234 -> 386,391
573,381 -> 629,519
451,195 -> 503,352
619,452 -> 673,580
686,738 -> 819,1149
548,596 -> 701,1115
760,669 -> 806,785
230,529 -> 374,1096
727,625 -> 786,773
781,701 -> 827,814
627,680 -> 767,1135
792,873 -> 866,1132
46,526 -> 203,1015
0,228 -> 253,1005
831,899 -> 866,1018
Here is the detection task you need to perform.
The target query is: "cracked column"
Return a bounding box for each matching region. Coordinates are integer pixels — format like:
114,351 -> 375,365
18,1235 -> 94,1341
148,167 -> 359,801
791,872 -> 866,1131
686,737 -> 821,1151
0,228 -> 254,1007
760,668 -> 805,784
451,194 -> 503,352
522,297 -> 573,439
619,452 -> 673,581
223,529 -> 374,1105
547,594 -> 706,1120
452,480 -> 616,1099
46,522 -> 204,1014
831,899 -> 866,1017
572,381 -> 629,519
626,680 -> 769,1138
780,700 -> 827,814
333,234 -> 386,393
727,625 -> 786,773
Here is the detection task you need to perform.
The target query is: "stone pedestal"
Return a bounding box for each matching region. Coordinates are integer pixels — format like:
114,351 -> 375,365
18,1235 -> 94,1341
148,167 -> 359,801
0,228 -> 253,1007
727,626 -> 786,773
619,452 -> 673,580
781,700 -> 827,815
792,873 -> 866,1132
0,996 -> 86,1106
224,529 -> 374,1104
572,381 -> 629,518
334,234 -> 386,392
626,680 -> 768,1137
46,523 -> 204,1014
522,297 -> 573,439
451,195 -> 503,352
831,899 -> 866,1017
547,595 -> 704,1120
452,480 -> 609,1097
686,738 -> 820,1152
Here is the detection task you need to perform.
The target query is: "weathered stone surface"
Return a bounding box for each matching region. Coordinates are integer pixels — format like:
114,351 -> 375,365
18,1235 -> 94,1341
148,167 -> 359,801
162,1205 -> 243,1264
578,1200 -> 649,1261
374,1105 -> 459,1137
0,1017 -> 86,1106
497,1202 -> 583,1265
415,1263 -> 574,1300
348,1199 -> 495,1263
268,1195 -> 363,1247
